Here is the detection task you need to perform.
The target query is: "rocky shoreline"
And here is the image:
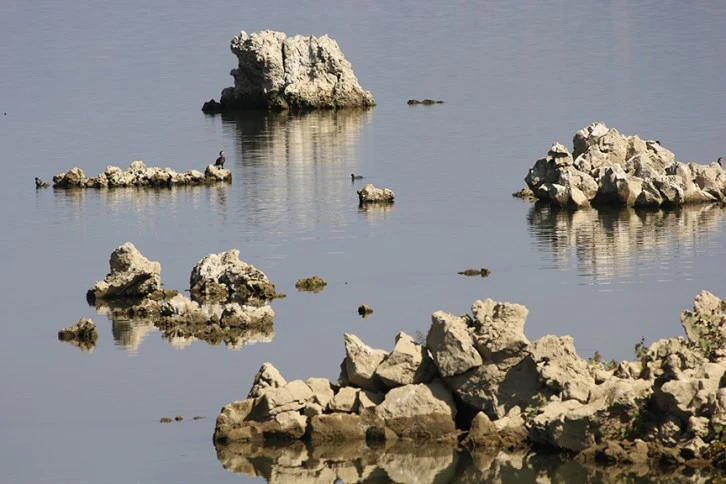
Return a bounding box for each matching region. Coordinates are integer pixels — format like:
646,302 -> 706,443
522,122 -> 726,208
214,291 -> 726,471
51,161 -> 231,189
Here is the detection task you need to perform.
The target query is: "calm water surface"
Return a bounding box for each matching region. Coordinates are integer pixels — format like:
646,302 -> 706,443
1,1 -> 726,482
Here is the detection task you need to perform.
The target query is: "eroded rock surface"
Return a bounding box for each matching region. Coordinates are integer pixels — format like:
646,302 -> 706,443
53,161 -> 231,188
189,249 -> 277,304
523,122 -> 726,208
357,184 -> 395,204
213,290 -> 726,471
205,30 -> 375,111
87,242 -> 161,303
57,318 -> 98,352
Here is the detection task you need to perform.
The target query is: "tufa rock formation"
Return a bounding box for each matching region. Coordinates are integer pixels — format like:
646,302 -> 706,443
52,161 -> 231,189
214,290 -> 726,470
295,275 -> 327,293
357,184 -> 395,204
203,30 -> 375,112
87,243 -> 276,349
523,122 -> 726,208
57,318 -> 98,352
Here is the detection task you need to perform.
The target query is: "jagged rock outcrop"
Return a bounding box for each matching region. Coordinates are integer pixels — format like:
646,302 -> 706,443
213,290 -> 726,470
87,242 -> 161,303
204,30 -> 375,112
88,244 -> 275,349
189,249 -> 277,304
57,318 -> 98,352
357,184 -> 395,204
523,122 -> 726,208
52,161 -> 231,188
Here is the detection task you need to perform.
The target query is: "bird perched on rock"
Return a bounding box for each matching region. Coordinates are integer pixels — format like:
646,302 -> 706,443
215,151 -> 226,168
717,156 -> 724,167
351,173 -> 363,180
35,177 -> 49,188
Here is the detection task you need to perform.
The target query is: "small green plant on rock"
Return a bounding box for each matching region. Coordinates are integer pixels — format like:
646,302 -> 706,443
523,394 -> 548,423
686,313 -> 726,362
634,336 -> 651,365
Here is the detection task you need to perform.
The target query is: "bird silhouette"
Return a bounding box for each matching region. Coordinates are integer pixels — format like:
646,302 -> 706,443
35,177 -> 49,188
351,173 -> 363,180
717,156 -> 724,167
215,151 -> 226,168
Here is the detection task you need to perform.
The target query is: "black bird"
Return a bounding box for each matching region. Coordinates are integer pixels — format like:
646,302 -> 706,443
717,156 -> 724,167
215,151 -> 226,168
35,177 -> 49,188
351,173 -> 363,180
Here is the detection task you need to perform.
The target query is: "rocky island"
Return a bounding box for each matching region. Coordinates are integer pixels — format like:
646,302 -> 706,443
214,291 -> 726,472
203,30 -> 375,112
52,161 -> 231,188
522,122 -> 725,208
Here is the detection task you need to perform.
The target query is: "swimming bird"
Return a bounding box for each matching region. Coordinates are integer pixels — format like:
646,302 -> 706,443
351,173 -> 363,180
35,177 -> 49,188
215,151 -> 225,168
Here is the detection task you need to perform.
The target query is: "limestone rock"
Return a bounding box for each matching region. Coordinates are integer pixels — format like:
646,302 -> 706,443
57,318 -> 98,352
462,412 -> 503,450
328,386 -> 359,413
357,184 -> 395,204
309,413 -> 367,443
530,335 -> 595,403
250,379 -> 313,419
248,362 -> 287,399
207,30 -> 375,111
471,299 -> 529,368
340,333 -> 388,391
374,381 -> 457,441
189,249 -> 276,303
87,242 -> 161,302
375,332 -> 438,388
426,311 -> 482,378
305,377 -> 335,408
52,167 -> 86,188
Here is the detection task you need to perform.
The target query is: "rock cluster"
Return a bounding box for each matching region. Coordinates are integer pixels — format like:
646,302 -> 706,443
524,122 -> 726,208
57,318 -> 98,352
214,290 -> 726,470
204,30 -> 375,112
52,161 -> 231,188
357,184 -> 395,204
87,243 -> 276,348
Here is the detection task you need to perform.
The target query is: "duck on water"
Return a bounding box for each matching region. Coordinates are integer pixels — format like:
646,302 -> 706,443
351,173 -> 363,181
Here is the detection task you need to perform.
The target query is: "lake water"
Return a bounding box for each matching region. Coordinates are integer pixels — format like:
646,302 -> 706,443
1,1 -> 726,482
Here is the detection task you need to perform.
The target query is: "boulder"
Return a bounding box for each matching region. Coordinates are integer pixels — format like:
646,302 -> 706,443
309,413 -> 367,443
57,318 -> 98,352
189,249 -> 276,303
357,184 -> 395,204
530,335 -> 595,403
207,30 -> 375,111
52,167 -> 86,188
249,379 -> 314,419
87,242 -> 161,302
426,311 -> 482,378
373,381 -> 458,441
248,362 -> 287,399
471,299 -> 529,368
462,412 -> 503,450
328,386 -> 359,413
375,332 -> 438,388
339,333 -> 388,391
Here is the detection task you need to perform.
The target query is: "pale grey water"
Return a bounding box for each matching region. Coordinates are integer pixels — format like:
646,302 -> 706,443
1,1 -> 726,482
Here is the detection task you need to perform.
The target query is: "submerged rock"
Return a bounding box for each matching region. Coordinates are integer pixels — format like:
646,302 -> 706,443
205,30 -> 375,112
522,122 -> 726,208
57,318 -> 98,352
458,268 -> 490,277
295,275 -> 327,293
52,161 -> 231,189
357,184 -> 395,204
407,99 -> 445,105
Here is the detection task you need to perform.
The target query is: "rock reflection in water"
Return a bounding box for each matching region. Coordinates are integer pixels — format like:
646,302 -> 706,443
527,203 -> 725,285
222,109 -> 373,238
215,440 -> 726,483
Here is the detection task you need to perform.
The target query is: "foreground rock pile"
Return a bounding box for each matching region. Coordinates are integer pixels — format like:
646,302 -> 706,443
53,161 -> 231,188
524,122 -> 726,208
87,243 -> 276,348
215,290 -> 726,470
203,30 -> 375,112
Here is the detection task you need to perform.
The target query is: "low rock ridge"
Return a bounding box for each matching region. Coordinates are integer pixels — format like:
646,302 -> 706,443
52,161 -> 231,188
214,290 -> 726,470
203,30 -> 375,112
84,243 -> 276,349
522,122 -> 726,208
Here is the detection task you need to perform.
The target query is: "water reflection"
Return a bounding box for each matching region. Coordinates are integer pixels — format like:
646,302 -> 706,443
221,109 -> 373,240
528,203 -> 725,285
215,440 -> 723,483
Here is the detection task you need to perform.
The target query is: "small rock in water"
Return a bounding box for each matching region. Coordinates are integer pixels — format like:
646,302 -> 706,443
295,275 -> 327,293
458,268 -> 491,277
358,304 -> 373,317
175,415 -> 183,422
407,99 -> 445,105
193,416 -> 205,420
160,417 -> 173,423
